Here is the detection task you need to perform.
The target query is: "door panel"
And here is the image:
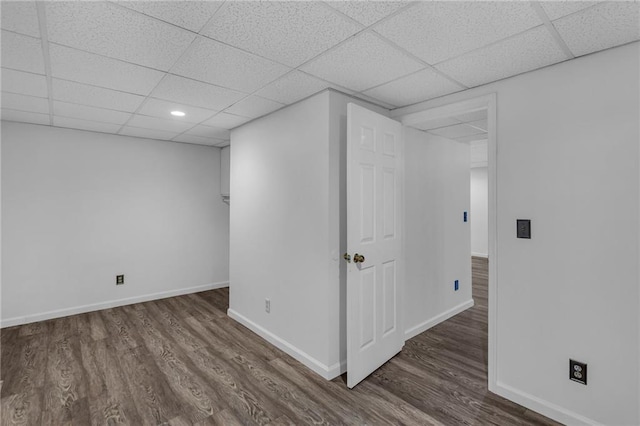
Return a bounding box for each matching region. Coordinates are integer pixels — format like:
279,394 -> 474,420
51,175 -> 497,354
347,103 -> 404,388
382,260 -> 396,336
383,169 -> 396,239
359,268 -> 376,349
360,165 -> 375,243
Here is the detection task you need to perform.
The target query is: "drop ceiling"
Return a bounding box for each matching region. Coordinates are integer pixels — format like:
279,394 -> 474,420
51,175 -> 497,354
1,1 -> 638,147
414,108 -> 488,143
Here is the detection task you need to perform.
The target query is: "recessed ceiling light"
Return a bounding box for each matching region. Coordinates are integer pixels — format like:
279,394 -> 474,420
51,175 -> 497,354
171,111 -> 186,117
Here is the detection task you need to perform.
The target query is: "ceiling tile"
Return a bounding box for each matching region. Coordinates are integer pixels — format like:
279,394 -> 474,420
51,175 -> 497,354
127,114 -> 194,133
375,1 -> 541,64
429,123 -> 486,139
553,2 -> 640,57
254,71 -> 331,104
224,96 -> 284,119
1,68 -> 48,97
138,98 -> 216,123
540,1 -> 601,20
363,68 -> 464,107
1,92 -> 49,114
185,124 -> 230,140
202,112 -> 252,129
119,126 -> 179,141
53,101 -> 132,125
1,30 -> 45,74
201,2 -> 360,67
52,79 -> 145,112
413,116 -> 461,131
326,1 -> 409,26
115,1 -> 224,32
435,26 -> 567,88
468,119 -> 488,132
45,2 -> 195,71
452,109 -> 487,123
1,1 -> 40,37
2,108 -> 49,125
49,44 -> 165,95
53,116 -> 122,134
151,74 -> 246,111
173,133 -> 224,146
301,31 -> 423,92
171,37 -> 290,93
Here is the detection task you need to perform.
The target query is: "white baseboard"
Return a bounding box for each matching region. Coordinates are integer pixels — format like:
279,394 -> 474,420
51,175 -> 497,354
494,382 -> 601,426
327,359 -> 347,376
228,308 -> 343,380
1,281 -> 229,328
472,252 -> 489,258
404,299 -> 474,340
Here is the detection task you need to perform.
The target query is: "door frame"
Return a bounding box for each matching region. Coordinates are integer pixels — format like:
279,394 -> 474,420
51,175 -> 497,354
393,93 -> 498,392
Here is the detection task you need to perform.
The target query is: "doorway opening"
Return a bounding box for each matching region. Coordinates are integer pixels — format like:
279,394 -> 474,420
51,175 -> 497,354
398,94 -> 497,391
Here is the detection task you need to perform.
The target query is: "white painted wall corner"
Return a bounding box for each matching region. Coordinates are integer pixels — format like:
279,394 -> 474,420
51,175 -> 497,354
404,299 -> 474,341
228,308 -> 344,380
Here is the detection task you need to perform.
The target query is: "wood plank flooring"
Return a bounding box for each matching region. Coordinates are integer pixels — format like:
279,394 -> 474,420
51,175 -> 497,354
1,258 -> 559,425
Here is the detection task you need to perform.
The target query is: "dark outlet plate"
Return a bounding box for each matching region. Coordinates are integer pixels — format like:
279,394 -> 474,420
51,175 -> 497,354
517,219 -> 531,239
569,359 -> 587,385
116,275 -> 125,285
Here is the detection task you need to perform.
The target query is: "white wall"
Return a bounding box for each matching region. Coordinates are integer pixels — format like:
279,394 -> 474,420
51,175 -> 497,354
1,122 -> 229,326
220,146 -> 230,196
393,42 -> 640,425
229,90 -> 389,379
470,167 -> 488,257
229,88 -> 475,378
229,92 -> 335,377
404,127 -> 472,339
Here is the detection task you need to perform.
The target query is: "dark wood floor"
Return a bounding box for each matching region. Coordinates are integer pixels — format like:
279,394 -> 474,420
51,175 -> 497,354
1,258 -> 558,425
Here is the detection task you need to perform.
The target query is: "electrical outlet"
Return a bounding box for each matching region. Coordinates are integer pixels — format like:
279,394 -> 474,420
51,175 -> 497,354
265,298 -> 270,313
454,280 -> 459,291
463,211 -> 468,222
569,359 -> 587,385
116,275 -> 124,285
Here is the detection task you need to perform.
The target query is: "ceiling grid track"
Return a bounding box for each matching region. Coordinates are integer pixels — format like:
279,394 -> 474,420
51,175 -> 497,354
114,30 -> 203,136
34,2 -> 54,126
264,1 -> 419,94
530,1 -> 575,59
362,32 -> 469,92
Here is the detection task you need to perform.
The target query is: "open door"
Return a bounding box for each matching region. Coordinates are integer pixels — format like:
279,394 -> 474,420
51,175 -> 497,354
346,103 -> 404,388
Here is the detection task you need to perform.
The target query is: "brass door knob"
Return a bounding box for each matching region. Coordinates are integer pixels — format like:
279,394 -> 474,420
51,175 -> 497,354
353,253 -> 365,264
343,253 -> 351,263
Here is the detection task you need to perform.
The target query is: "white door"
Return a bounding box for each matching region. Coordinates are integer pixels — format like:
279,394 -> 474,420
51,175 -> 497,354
347,103 -> 404,388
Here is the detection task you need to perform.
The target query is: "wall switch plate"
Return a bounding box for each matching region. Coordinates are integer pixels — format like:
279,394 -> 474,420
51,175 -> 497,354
454,280 -> 459,291
517,219 -> 531,239
265,298 -> 270,313
569,359 -> 587,385
463,211 -> 468,222
116,275 -> 124,285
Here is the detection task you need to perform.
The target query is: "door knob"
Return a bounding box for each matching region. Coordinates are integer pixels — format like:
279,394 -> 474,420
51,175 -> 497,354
353,253 -> 365,264
343,253 -> 351,263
